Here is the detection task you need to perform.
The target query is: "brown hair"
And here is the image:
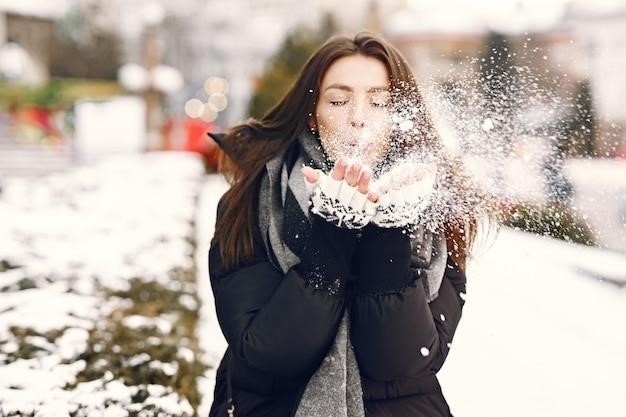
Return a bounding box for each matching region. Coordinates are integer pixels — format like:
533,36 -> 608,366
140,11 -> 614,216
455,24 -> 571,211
214,32 -> 479,272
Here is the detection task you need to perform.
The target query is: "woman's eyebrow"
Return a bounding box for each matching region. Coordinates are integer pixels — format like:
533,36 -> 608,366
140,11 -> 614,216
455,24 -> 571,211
323,84 -> 389,93
324,84 -> 352,92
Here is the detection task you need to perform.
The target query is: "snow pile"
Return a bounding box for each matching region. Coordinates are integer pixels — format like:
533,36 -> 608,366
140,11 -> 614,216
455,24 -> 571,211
194,175 -> 230,416
441,227 -> 626,416
0,152 -> 206,416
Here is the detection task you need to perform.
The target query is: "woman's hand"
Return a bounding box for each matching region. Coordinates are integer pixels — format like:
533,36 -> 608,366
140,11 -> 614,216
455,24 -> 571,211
301,158 -> 379,229
302,158 -> 379,204
373,162 -> 435,201
370,161 -> 437,228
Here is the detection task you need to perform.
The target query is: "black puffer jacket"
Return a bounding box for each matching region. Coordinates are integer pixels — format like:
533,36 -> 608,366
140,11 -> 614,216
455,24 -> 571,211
208,198 -> 466,417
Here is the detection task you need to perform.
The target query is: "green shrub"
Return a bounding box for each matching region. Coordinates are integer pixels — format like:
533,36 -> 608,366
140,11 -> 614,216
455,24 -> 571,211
0,78 -> 121,110
501,202 -> 596,246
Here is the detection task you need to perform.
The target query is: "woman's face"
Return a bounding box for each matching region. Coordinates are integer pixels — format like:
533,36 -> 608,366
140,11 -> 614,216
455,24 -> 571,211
313,54 -> 392,167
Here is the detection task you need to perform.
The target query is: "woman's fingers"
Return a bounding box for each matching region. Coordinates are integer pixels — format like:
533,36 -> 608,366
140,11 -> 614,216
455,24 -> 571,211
315,159 -> 380,204
307,159 -> 381,219
377,162 -> 437,189
331,158 -> 348,181
349,191 -> 368,210
364,192 -> 379,216
350,176 -> 377,212
367,191 -> 379,203
367,161 -> 437,206
357,166 -> 372,194
301,166 -> 319,184
344,161 -> 361,186
302,166 -> 322,194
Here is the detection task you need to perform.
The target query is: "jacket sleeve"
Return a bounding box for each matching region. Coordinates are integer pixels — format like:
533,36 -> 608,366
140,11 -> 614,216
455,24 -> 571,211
350,225 -> 466,387
209,209 -> 356,378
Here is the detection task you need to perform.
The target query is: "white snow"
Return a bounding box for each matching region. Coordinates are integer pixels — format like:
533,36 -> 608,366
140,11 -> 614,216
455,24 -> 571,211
0,0 -> 73,19
56,327 -> 90,360
126,353 -> 151,367
0,152 -> 205,415
178,346 -> 195,363
194,175 -> 230,417
0,288 -> 98,338
122,314 -> 174,334
564,158 -> 626,252
179,293 -> 199,310
149,360 -> 179,377
144,392 -> 194,416
481,118 -> 495,131
439,227 -> 626,416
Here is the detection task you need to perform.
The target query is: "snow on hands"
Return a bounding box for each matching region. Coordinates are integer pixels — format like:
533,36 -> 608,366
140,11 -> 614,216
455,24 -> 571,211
303,159 -> 378,229
303,158 -> 436,229
371,161 -> 436,228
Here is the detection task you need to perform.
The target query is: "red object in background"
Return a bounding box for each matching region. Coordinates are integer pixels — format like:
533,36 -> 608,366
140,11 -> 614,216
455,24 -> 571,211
27,107 -> 55,132
10,106 -> 63,144
162,117 -> 220,170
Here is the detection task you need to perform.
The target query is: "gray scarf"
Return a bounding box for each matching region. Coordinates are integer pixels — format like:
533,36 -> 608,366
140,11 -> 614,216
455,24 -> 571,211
258,132 -> 447,417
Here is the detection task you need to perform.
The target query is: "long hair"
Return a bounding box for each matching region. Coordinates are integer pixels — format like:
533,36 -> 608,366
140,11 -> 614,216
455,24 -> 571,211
214,32 -> 481,272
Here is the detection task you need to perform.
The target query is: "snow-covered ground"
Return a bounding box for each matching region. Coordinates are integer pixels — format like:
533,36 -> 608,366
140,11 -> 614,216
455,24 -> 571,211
194,175 -> 229,417
565,158 -> 626,253
1,154 -> 624,416
0,153 -> 206,416
441,229 -> 626,416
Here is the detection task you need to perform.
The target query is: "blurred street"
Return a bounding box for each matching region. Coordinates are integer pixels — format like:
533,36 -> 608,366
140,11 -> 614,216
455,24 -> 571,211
0,112 -> 74,178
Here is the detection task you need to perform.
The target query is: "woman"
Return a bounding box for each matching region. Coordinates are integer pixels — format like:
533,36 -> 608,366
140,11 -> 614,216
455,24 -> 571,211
208,32 -> 483,417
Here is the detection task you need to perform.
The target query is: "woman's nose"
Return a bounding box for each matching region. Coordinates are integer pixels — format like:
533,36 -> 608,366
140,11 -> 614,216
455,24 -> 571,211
349,101 -> 367,128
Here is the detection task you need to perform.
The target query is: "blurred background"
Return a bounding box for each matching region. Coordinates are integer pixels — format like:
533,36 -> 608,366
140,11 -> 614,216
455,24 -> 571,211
0,0 -> 625,250
0,0 -> 625,416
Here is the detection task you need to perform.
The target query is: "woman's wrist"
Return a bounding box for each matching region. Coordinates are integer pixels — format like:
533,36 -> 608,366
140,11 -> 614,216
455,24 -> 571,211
356,224 -> 416,294
295,216 -> 358,295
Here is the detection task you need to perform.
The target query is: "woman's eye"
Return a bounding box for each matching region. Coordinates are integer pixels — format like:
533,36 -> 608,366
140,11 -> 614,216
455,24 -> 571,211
371,94 -> 390,108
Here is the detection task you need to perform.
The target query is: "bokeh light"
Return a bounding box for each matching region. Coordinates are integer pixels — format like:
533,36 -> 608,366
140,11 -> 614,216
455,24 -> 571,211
203,77 -> 229,95
200,104 -> 218,122
208,93 -> 228,112
184,98 -> 204,118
